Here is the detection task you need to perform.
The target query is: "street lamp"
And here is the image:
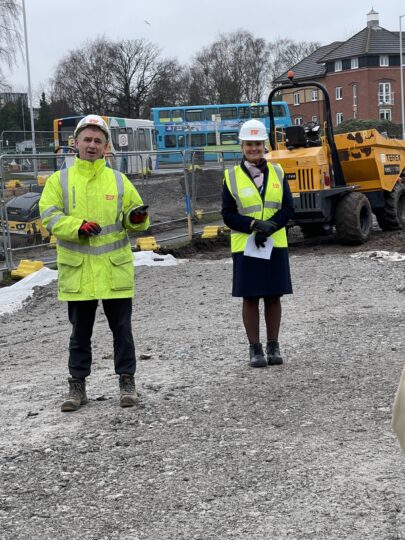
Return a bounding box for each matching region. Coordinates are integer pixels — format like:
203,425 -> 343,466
400,14 -> 405,140
21,0 -> 37,174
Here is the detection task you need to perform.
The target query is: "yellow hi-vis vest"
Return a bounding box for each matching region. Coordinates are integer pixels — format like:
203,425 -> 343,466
224,163 -> 288,253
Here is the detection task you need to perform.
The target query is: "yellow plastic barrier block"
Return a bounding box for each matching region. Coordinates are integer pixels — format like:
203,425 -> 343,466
222,225 -> 231,232
195,209 -> 204,220
47,235 -> 57,248
37,175 -> 49,186
11,259 -> 44,279
135,236 -> 160,251
201,225 -> 221,239
5,179 -> 22,188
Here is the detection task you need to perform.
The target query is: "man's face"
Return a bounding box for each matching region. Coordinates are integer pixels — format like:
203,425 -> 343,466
75,126 -> 108,162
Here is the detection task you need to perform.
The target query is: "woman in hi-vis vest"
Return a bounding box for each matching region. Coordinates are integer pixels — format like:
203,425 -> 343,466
221,119 -> 294,368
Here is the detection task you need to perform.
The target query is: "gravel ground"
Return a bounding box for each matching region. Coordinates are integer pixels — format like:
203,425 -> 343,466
1,231 -> 405,539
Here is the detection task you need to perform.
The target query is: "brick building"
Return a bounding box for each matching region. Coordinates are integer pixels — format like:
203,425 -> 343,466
274,9 -> 405,131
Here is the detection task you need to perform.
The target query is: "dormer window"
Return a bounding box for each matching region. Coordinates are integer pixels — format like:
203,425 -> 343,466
351,57 -> 359,69
379,55 -> 389,67
335,60 -> 342,72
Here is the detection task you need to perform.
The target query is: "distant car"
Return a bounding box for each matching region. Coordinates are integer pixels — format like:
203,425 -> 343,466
1,192 -> 50,246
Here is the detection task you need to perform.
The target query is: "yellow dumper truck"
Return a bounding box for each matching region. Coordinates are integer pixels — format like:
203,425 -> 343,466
266,75 -> 405,244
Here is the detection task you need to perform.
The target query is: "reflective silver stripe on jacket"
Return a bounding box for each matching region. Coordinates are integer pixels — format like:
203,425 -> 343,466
227,167 -> 244,210
57,236 -> 130,255
239,204 -> 262,215
60,166 -> 124,232
272,163 -> 284,190
60,168 -> 69,213
46,213 -> 64,233
113,169 -> 124,219
40,205 -> 64,219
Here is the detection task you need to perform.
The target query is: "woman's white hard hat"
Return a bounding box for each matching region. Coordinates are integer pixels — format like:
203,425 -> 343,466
238,119 -> 268,141
74,114 -> 109,141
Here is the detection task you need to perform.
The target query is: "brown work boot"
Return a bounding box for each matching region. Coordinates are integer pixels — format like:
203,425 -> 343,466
61,377 -> 88,412
119,374 -> 138,408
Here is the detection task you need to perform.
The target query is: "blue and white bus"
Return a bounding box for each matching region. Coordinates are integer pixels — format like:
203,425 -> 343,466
151,102 -> 291,165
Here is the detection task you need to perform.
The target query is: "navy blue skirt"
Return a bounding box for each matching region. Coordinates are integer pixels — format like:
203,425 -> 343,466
232,248 -> 293,298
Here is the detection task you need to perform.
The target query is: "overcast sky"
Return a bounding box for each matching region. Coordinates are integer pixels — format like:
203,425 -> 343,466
5,0 -> 405,102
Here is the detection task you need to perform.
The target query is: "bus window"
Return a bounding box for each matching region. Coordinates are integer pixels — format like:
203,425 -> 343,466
272,104 -> 286,117
185,109 -> 204,122
153,129 -> 158,150
158,110 -> 171,123
138,128 -> 151,150
172,109 -> 183,122
110,128 -> 119,150
220,132 -> 238,145
178,135 -> 185,148
205,108 -> 218,121
220,107 -> 237,119
164,134 -> 177,148
190,133 -> 206,146
207,133 -> 217,146
127,128 -> 134,151
238,106 -> 250,119
251,106 -> 268,118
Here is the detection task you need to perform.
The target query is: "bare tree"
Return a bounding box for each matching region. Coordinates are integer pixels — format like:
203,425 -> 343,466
269,38 -> 321,83
0,0 -> 22,90
188,30 -> 271,104
50,37 -> 116,115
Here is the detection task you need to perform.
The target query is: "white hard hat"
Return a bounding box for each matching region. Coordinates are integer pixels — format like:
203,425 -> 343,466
74,114 -> 109,141
238,119 -> 268,141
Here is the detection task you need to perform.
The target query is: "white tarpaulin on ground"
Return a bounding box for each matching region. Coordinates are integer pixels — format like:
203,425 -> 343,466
0,251 -> 178,316
350,250 -> 405,262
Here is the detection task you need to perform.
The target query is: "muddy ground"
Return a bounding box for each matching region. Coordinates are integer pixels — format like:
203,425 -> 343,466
1,226 -> 405,539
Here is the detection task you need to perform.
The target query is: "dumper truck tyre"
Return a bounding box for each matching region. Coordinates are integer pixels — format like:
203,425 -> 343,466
335,192 -> 372,245
374,180 -> 405,231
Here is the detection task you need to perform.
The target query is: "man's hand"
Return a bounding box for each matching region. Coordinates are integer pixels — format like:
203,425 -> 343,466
254,231 -> 268,248
78,221 -> 102,237
130,205 -> 149,224
252,219 -> 278,236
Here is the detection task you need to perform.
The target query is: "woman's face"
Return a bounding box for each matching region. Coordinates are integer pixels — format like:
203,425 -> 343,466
242,141 -> 265,164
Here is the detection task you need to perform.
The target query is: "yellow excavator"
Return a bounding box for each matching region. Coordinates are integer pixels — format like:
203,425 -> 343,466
266,73 -> 405,244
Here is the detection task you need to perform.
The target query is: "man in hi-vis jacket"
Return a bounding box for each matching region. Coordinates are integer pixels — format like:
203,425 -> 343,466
40,115 -> 149,411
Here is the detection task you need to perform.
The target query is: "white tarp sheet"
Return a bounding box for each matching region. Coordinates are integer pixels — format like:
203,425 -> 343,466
350,250 -> 405,262
0,251 -> 178,316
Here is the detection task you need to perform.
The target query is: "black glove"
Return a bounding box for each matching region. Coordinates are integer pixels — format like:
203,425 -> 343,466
252,219 -> 278,236
254,231 -> 268,248
78,221 -> 102,237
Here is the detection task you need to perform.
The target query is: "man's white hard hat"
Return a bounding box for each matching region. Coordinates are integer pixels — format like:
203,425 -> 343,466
74,114 -> 109,141
238,119 -> 268,141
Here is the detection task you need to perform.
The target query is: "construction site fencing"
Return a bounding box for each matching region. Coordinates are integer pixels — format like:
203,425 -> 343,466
0,148 -> 242,273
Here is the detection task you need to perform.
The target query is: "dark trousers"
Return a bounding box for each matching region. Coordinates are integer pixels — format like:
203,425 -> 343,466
67,298 -> 136,379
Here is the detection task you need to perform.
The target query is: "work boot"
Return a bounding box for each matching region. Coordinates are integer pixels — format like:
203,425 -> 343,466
119,374 -> 138,408
266,340 -> 283,365
61,377 -> 88,412
249,343 -> 267,368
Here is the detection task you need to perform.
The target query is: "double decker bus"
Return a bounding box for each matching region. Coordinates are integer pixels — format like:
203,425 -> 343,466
151,102 -> 291,166
53,115 -> 157,175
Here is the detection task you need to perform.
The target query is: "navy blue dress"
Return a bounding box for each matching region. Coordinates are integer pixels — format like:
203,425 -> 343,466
221,162 -> 294,298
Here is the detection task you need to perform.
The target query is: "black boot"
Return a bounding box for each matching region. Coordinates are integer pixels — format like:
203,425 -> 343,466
249,343 -> 267,368
119,374 -> 138,407
61,377 -> 88,412
266,340 -> 283,365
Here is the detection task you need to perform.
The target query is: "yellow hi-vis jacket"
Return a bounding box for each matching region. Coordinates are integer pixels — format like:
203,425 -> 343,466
224,163 -> 288,253
39,157 -> 150,301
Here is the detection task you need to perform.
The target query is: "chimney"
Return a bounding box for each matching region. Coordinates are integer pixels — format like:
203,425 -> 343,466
367,8 -> 379,28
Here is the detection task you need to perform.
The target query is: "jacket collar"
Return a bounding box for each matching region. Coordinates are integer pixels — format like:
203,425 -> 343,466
73,157 -> 106,176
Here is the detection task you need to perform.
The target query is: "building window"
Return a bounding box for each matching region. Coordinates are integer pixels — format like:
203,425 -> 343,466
379,55 -> 389,67
336,112 -> 343,125
311,89 -> 318,101
378,82 -> 392,105
351,57 -> 359,69
335,87 -> 343,100
379,108 -> 392,121
294,117 -> 303,126
293,92 -> 300,106
335,60 -> 342,72
311,116 -> 318,124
